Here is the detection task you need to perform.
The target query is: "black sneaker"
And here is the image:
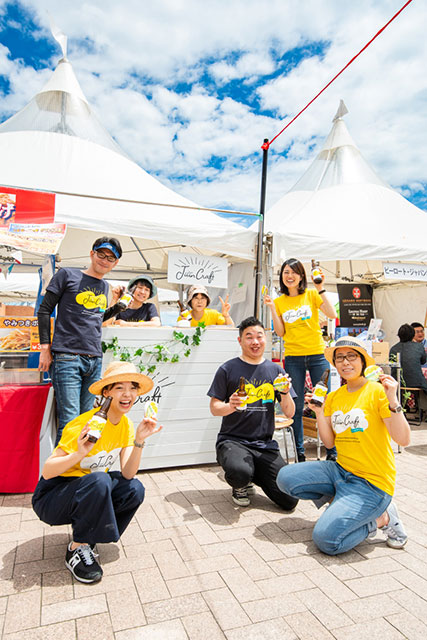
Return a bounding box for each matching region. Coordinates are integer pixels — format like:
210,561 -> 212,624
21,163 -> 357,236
297,452 -> 306,463
326,452 -> 337,461
65,543 -> 103,583
232,487 -> 251,507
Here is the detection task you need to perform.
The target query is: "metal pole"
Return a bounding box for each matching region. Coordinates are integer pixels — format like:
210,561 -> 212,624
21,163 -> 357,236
254,138 -> 269,317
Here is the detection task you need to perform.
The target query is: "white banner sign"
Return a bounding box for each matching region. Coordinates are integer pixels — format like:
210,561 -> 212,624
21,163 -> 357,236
383,262 -> 427,282
168,251 -> 228,288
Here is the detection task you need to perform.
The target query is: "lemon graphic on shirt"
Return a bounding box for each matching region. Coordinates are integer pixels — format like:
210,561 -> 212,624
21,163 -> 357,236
76,291 -> 108,311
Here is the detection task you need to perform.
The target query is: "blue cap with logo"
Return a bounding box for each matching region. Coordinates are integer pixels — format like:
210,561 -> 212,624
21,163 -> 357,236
94,242 -> 120,260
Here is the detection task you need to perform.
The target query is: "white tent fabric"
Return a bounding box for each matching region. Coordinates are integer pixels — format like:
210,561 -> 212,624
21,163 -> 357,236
0,58 -> 256,264
256,102 -> 427,269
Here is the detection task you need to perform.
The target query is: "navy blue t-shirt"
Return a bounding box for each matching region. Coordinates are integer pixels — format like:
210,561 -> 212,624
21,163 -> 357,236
116,302 -> 159,323
47,268 -> 109,357
208,357 -> 296,450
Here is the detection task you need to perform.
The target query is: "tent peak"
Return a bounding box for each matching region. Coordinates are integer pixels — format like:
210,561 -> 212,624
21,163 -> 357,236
333,99 -> 349,122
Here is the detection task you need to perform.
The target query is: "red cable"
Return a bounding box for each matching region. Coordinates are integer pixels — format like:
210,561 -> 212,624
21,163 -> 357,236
263,0 -> 414,150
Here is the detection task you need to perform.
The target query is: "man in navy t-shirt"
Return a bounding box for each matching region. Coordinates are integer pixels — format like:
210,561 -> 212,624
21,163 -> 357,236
38,237 -> 122,444
208,316 -> 298,510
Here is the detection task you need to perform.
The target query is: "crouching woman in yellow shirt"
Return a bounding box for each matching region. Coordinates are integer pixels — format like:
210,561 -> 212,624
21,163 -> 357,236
32,362 -> 162,584
177,285 -> 234,327
276,337 -> 411,555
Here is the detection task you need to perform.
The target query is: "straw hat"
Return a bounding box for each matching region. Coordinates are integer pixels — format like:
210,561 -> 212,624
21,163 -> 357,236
187,285 -> 211,307
324,336 -> 376,367
89,361 -> 154,396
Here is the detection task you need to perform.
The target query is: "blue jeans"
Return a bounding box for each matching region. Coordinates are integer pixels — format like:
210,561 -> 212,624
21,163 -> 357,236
284,353 -> 336,457
51,353 -> 102,445
277,461 -> 391,555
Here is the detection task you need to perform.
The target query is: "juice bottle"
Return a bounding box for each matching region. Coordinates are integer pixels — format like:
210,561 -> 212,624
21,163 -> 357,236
235,376 -> 248,412
311,370 -> 329,407
86,396 -> 112,443
311,259 -> 323,285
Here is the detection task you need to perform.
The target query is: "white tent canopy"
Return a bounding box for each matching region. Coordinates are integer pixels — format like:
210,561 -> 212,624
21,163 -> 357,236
255,101 -> 427,274
0,56 -> 256,271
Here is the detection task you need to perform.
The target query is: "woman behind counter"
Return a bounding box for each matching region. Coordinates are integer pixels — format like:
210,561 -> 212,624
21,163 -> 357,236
264,258 -> 336,462
177,285 -> 234,327
104,275 -> 161,327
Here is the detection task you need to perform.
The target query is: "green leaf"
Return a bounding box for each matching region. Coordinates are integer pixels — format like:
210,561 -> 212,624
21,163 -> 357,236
147,365 -> 156,374
134,348 -> 143,356
171,354 -> 180,362
184,349 -> 191,357
182,335 -> 189,345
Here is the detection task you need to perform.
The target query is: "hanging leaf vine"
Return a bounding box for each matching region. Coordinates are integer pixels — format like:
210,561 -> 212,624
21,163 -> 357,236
102,324 -> 206,374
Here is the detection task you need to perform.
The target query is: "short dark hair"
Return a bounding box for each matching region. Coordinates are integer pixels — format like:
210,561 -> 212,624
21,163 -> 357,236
279,259 -> 307,295
102,381 -> 140,396
238,316 -> 265,337
398,323 -> 415,342
133,279 -> 152,295
92,237 -> 123,258
411,322 -> 424,330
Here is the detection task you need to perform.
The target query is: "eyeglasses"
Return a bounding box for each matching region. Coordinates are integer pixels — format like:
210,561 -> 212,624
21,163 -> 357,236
95,250 -> 117,263
334,353 -> 359,363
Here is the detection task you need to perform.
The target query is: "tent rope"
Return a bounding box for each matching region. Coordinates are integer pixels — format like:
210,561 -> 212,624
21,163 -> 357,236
262,0 -> 414,150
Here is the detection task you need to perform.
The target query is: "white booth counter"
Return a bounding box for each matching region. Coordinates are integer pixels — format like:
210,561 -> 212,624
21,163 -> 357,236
101,326 -> 245,470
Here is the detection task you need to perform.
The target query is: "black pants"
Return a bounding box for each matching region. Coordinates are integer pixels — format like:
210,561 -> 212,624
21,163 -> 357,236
216,440 -> 298,511
32,471 -> 145,545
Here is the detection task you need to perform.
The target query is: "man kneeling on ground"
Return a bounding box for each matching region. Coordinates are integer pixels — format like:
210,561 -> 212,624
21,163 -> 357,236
208,316 -> 298,510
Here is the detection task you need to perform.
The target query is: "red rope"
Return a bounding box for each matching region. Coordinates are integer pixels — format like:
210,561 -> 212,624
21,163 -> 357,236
263,0 -> 414,150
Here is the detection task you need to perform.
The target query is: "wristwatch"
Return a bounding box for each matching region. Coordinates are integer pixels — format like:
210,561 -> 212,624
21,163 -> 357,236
389,403 -> 403,413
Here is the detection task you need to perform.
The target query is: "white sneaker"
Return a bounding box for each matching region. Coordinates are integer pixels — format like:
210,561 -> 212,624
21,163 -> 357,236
232,487 -> 251,507
381,502 -> 408,549
245,483 -> 256,496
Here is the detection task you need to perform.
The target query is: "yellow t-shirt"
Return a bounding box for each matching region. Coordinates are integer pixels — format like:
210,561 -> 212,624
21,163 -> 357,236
274,289 -> 324,356
177,308 -> 226,327
57,408 -> 135,477
324,381 -> 394,495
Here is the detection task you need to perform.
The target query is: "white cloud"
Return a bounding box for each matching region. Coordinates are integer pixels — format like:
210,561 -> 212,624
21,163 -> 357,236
1,0 -> 426,216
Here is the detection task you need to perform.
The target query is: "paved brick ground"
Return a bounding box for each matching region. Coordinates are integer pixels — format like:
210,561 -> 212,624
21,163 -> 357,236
1,423 -> 426,639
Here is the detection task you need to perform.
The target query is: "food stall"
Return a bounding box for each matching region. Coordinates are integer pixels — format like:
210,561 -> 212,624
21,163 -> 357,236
0,307 -> 55,492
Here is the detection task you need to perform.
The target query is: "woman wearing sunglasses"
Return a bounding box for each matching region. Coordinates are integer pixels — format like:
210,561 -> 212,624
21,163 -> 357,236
276,337 -> 411,555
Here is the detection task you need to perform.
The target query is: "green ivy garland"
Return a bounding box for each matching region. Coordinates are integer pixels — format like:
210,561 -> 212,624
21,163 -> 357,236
101,324 -> 206,374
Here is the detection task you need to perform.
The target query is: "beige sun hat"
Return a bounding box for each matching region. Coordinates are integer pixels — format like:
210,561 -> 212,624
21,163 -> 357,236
187,285 -> 211,307
89,361 -> 154,396
324,336 -> 376,367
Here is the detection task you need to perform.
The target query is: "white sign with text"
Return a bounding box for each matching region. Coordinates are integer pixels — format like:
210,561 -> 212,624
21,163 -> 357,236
168,251 -> 228,288
383,262 -> 427,282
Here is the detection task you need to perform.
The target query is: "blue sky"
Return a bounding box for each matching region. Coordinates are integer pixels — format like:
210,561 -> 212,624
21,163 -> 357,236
0,0 -> 426,228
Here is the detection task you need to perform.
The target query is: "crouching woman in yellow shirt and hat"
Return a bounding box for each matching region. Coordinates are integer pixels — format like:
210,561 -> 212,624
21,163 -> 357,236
177,285 -> 234,327
32,362 -> 161,584
276,337 -> 411,555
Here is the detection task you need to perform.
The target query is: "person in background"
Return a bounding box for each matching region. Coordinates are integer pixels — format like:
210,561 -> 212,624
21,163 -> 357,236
177,285 -> 234,327
38,237 -> 123,444
32,361 -> 161,584
276,337 -> 411,555
264,258 -> 337,462
103,275 -> 161,327
411,322 -> 427,369
208,316 -> 298,510
390,324 -> 427,416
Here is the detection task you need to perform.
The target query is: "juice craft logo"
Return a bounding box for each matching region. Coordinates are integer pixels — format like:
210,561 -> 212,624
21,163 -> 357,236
134,372 -> 176,407
75,289 -> 108,312
80,447 -> 121,472
332,409 -> 368,434
235,379 -> 275,405
282,305 -> 312,324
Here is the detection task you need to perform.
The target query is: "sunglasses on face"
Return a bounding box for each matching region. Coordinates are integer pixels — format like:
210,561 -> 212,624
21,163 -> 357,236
95,250 -> 116,263
334,352 -> 359,363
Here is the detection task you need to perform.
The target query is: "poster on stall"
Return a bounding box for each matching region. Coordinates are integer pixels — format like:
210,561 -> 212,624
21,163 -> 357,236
0,317 -> 54,352
337,284 -> 374,328
167,251 -> 228,288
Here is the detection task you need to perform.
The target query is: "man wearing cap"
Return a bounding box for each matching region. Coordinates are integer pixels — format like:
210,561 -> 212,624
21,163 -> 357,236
38,237 -> 123,444
103,275 -> 161,327
177,285 -> 234,326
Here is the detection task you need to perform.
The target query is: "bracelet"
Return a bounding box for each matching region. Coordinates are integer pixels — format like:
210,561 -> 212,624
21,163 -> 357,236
318,289 -> 326,295
133,440 -> 146,449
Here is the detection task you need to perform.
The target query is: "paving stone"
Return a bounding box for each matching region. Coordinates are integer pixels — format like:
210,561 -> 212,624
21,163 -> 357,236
143,592 -> 208,624
284,610 -> 335,639
385,611 -> 427,639
41,594 -> 107,625
167,572 -> 224,597
181,610 -> 226,639
202,587 -> 251,630
2,620 -> 76,640
115,619 -> 188,640
345,573 -> 404,597
3,590 -> 41,634
76,612 -> 114,640
339,593 -> 403,622
295,588 -> 352,630
133,567 -> 170,604
224,617 -> 296,640
106,587 -> 146,631
332,617 -> 406,639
